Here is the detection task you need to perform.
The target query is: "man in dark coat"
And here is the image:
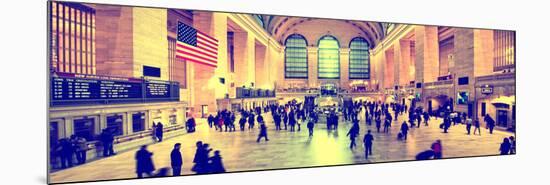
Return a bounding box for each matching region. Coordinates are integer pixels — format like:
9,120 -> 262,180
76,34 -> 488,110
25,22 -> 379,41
186,116 -> 196,133
383,118 -> 391,133
416,150 -> 435,160
423,112 -> 430,126
207,114 -> 214,128
208,150 -> 226,173
256,123 -> 269,142
248,113 -> 255,130
135,145 -> 155,178
58,138 -> 74,168
363,130 -> 374,159
346,123 -> 360,149
100,128 -> 115,157
170,143 -> 183,176
273,111 -> 281,130
239,115 -> 247,131
288,110 -> 296,131
156,122 -> 164,142
485,114 -> 496,134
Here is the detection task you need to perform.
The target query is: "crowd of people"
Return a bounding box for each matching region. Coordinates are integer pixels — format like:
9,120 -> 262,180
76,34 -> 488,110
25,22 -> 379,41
50,97 -> 515,175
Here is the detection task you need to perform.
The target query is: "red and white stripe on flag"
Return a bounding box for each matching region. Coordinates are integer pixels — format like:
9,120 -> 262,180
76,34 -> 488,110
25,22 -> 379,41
176,31 -> 219,68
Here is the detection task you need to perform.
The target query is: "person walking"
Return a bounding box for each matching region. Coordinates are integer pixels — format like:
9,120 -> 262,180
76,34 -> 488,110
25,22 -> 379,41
155,122 -> 164,142
400,121 -> 409,140
289,110 -> 296,132
248,113 -> 255,130
273,111 -> 281,130
151,122 -> 157,142
186,116 -> 196,133
192,142 -> 212,174
499,138 -> 511,155
135,145 -> 155,178
256,123 -> 269,142
74,135 -> 87,165
423,112 -> 430,126
465,117 -> 473,135
363,130 -> 374,159
485,115 -> 496,134
431,140 -> 442,159
307,117 -> 315,137
473,119 -> 481,135
59,138 -> 74,168
100,128 -> 115,157
170,143 -> 183,176
383,117 -> 391,133
346,123 -> 360,149
208,150 -> 226,173
509,136 -> 516,154
443,117 -> 451,133
239,116 -> 247,131
207,114 -> 214,128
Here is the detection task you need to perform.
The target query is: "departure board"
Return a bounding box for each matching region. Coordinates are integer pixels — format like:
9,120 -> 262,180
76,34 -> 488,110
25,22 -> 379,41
51,73 -> 179,106
145,81 -> 171,99
51,77 -> 143,100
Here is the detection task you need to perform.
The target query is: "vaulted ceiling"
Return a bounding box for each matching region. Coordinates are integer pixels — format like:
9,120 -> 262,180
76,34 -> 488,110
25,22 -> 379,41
252,15 -> 390,48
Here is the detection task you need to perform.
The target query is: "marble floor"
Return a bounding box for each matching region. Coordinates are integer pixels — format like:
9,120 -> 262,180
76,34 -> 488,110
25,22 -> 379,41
49,111 -> 515,184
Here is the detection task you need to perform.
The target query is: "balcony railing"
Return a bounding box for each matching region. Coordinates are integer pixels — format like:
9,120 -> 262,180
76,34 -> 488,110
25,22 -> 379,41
476,72 -> 515,82
424,79 -> 453,88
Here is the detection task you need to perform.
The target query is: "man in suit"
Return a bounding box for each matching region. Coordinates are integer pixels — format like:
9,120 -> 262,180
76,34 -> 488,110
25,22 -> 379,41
170,143 -> 183,176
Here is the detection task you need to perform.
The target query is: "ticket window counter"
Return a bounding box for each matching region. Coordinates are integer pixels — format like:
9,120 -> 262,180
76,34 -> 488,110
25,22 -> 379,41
132,113 -> 146,133
73,117 -> 97,141
106,115 -> 124,136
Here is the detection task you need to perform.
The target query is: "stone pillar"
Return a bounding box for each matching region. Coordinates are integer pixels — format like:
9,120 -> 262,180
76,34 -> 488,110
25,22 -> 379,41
255,42 -> 268,88
399,40 -> 412,85
454,28 -> 475,113
307,47 -> 318,87
146,110 -> 152,129
246,34 -> 256,87
384,49 -> 394,89
125,112 -> 133,135
393,43 -> 402,87
234,31 -> 250,87
415,26 -> 439,83
340,48 -> 350,89
64,117 -> 74,138
191,12 -> 227,115
132,7 -> 169,80
474,30 -> 494,77
99,113 -> 107,131
94,6 -> 134,77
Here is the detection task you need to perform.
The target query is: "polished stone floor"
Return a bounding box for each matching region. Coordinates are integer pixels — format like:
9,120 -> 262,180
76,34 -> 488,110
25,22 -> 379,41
49,110 -> 515,184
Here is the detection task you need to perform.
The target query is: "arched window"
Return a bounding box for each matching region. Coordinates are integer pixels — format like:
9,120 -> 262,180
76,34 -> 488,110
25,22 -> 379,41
284,34 -> 308,78
349,37 -> 370,79
318,35 -> 340,79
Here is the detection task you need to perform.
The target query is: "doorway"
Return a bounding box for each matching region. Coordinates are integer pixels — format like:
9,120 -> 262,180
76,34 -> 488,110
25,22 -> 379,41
497,110 -> 508,127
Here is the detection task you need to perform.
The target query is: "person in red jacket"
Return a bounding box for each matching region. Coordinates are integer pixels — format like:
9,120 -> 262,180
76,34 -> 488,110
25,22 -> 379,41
431,140 -> 443,159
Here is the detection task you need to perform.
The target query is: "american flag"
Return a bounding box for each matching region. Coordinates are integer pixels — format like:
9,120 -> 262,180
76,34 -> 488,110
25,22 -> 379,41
176,21 -> 219,67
